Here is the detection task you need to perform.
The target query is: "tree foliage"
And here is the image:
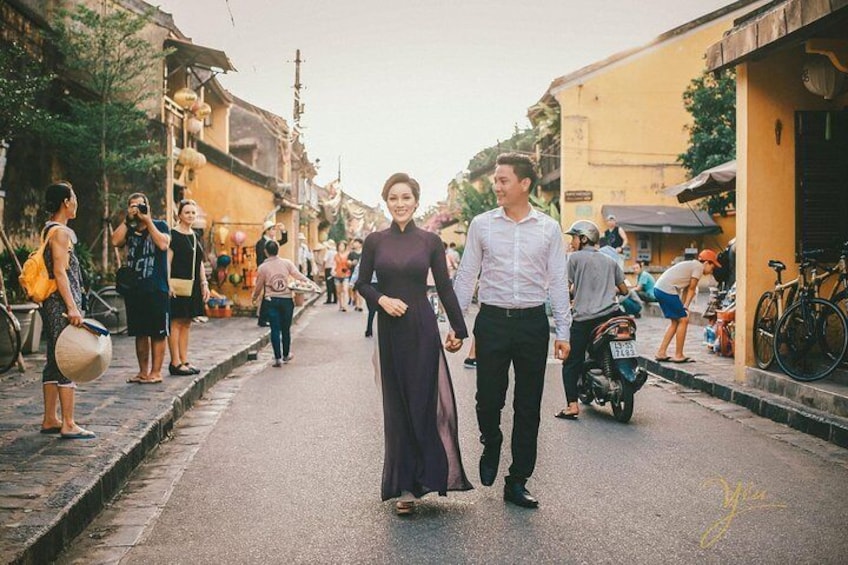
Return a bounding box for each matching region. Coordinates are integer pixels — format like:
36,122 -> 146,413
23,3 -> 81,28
467,126 -> 536,174
456,177 -> 497,226
45,4 -> 168,211
679,68 -> 736,215
0,43 -> 53,143
328,213 -> 347,244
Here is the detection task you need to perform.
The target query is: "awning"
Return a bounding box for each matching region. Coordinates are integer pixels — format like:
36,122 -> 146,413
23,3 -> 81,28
663,160 -> 736,203
165,38 -> 236,72
602,205 -> 721,235
706,1 -> 848,72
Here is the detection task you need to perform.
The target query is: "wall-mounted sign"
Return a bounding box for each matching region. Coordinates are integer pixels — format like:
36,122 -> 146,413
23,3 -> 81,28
564,190 -> 593,202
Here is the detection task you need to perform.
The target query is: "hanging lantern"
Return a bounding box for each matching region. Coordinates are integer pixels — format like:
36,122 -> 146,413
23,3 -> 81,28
173,87 -> 198,109
217,225 -> 230,245
191,101 -> 212,119
802,56 -> 845,99
194,152 -> 207,170
186,117 -> 203,135
178,147 -> 197,166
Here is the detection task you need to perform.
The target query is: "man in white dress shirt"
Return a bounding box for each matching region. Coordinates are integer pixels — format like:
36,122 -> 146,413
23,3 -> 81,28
452,152 -> 572,509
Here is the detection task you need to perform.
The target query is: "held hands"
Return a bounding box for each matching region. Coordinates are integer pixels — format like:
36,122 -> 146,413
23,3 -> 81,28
554,340 -> 571,361
444,330 -> 463,353
378,295 -> 408,317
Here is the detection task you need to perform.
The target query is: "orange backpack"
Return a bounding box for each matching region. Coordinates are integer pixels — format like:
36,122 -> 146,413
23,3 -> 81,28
18,226 -> 62,304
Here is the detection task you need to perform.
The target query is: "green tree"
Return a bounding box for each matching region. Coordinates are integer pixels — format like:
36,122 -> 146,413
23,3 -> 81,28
467,126 -> 537,174
46,3 -> 169,267
679,68 -> 736,215
0,42 -> 53,190
328,213 -> 347,244
456,177 -> 497,226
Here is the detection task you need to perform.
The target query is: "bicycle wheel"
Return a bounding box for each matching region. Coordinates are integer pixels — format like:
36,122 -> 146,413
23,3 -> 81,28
86,286 -> 127,334
774,298 -> 848,382
0,307 -> 22,374
832,289 -> 848,365
753,291 -> 777,369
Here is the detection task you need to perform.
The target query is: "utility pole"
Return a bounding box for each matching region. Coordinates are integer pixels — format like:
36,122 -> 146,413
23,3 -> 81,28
292,49 -> 304,138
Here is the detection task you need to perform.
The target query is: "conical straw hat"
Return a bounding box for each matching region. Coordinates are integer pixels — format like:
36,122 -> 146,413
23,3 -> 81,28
56,319 -> 112,383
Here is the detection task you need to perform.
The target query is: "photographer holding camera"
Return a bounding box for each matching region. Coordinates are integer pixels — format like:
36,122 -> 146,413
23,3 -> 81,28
112,192 -> 171,384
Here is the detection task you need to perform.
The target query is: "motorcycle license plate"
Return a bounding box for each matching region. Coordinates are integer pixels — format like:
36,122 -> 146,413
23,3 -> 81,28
610,341 -> 638,359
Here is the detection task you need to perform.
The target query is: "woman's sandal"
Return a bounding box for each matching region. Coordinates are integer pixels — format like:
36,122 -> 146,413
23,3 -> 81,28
395,501 -> 415,516
168,364 -> 193,376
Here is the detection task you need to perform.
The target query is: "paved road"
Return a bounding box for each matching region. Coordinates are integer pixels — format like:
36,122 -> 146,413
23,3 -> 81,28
59,304 -> 848,564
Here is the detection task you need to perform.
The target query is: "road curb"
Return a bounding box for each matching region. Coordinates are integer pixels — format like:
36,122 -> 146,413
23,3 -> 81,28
640,357 -> 848,450
10,292 -> 322,565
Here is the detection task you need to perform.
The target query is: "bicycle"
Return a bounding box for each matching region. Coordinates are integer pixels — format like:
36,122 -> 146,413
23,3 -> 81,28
827,241 -> 848,318
752,258 -> 801,370
771,253 -> 848,381
0,297 -> 22,375
84,285 -> 127,335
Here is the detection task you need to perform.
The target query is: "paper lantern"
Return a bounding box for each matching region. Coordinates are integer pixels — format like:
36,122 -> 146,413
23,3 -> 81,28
229,273 -> 242,285
802,56 -> 845,100
186,117 -> 203,135
216,268 -> 227,286
178,147 -> 197,166
191,102 -> 212,119
231,230 -> 247,246
216,254 -> 232,268
217,225 -> 230,245
173,87 -> 198,109
56,319 -> 112,383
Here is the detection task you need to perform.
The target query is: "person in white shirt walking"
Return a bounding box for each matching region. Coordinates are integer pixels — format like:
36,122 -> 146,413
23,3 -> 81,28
452,152 -> 572,509
653,250 -> 721,363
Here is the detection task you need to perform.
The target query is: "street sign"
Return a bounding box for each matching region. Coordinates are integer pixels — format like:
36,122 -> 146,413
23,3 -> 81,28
564,190 -> 593,202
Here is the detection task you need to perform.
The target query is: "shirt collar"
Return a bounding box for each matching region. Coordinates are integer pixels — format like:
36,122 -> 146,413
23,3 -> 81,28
492,206 -> 541,224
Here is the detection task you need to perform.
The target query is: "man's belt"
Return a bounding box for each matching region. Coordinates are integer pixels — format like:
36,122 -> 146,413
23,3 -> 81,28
480,303 -> 546,319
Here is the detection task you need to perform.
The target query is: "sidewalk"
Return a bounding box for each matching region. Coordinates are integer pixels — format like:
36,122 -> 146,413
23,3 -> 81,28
635,304 -> 848,450
0,294 -> 320,565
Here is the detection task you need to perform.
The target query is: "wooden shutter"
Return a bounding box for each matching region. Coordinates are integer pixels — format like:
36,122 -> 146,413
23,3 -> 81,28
795,111 -> 848,261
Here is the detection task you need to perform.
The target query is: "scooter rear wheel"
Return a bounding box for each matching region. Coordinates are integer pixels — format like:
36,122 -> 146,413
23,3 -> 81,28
611,381 -> 634,423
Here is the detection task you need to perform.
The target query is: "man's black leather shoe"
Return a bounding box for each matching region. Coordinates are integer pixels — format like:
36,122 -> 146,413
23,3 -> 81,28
479,446 -> 500,486
503,482 -> 539,508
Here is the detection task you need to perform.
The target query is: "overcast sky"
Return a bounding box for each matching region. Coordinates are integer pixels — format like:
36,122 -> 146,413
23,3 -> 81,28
156,0 -> 738,209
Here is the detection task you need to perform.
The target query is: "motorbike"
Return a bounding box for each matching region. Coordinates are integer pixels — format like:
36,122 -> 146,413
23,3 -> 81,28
577,315 -> 648,423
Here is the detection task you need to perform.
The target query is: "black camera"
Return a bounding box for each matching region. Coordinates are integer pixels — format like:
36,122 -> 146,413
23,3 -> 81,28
136,203 -> 148,215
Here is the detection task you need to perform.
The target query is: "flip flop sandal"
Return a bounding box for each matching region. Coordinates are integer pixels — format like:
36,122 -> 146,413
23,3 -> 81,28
126,375 -> 143,383
60,429 -> 96,440
654,356 -> 671,362
555,409 -> 579,420
669,357 -> 695,364
138,376 -> 163,384
40,426 -> 62,434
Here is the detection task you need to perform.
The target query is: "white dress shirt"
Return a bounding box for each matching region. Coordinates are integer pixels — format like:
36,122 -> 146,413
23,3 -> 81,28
454,207 -> 572,341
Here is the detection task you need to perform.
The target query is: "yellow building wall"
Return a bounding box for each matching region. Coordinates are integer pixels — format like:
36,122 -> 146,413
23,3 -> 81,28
202,104 -> 230,154
554,13 -> 747,266
190,163 -> 296,308
734,45 -> 843,379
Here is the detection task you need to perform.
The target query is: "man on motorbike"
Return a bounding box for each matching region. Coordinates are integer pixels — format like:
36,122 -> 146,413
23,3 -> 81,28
556,220 -> 629,420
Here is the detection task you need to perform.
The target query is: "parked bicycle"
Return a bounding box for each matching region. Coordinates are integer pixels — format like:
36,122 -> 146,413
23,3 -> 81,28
754,249 -> 848,381
0,295 -> 22,375
84,285 -> 127,335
